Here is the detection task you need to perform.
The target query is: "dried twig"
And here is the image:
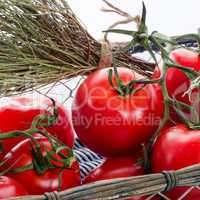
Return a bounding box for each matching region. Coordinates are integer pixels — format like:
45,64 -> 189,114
102,0 -> 141,41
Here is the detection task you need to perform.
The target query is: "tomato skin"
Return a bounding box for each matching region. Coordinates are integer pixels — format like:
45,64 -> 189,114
125,197 -> 146,200
83,156 -> 146,200
0,96 -> 74,158
151,124 -> 200,199
0,176 -> 28,199
1,137 -> 81,195
83,156 -> 144,183
164,48 -> 200,121
72,67 -> 164,157
8,168 -> 80,195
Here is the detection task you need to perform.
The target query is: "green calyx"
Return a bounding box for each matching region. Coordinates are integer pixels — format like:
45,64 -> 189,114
108,65 -> 161,97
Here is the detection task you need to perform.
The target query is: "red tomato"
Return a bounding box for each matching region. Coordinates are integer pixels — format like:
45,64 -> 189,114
84,155 -> 144,183
1,137 -> 80,195
151,124 -> 200,199
0,176 -> 28,199
72,67 -> 164,157
164,48 -> 200,121
83,155 -> 146,200
0,96 -> 74,158
124,197 -> 146,200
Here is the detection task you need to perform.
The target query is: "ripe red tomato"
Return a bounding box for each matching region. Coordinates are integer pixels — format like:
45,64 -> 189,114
72,67 -> 164,157
0,96 -> 74,158
151,124 -> 200,199
83,155 -> 146,200
1,137 -> 81,195
164,48 -> 200,121
84,155 -> 144,183
0,176 -> 28,199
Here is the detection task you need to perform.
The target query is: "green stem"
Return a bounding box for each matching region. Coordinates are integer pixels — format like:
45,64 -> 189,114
167,97 -> 192,111
0,128 -> 38,140
31,98 -> 58,128
147,60 -> 169,152
167,62 -> 199,76
127,78 -> 162,86
150,34 -> 199,78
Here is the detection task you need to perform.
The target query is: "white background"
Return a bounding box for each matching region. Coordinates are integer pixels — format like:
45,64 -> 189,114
68,0 -> 200,41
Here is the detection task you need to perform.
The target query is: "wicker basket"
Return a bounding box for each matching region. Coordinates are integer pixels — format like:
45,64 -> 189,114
8,163 -> 200,200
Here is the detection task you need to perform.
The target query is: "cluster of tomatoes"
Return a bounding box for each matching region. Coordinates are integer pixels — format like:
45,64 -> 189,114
0,48 -> 200,199
0,97 -> 80,198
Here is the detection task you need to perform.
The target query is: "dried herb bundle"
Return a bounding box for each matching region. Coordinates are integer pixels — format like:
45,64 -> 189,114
0,0 -> 154,97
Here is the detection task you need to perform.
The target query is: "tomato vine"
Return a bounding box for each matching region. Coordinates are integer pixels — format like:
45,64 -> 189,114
106,2 -> 200,170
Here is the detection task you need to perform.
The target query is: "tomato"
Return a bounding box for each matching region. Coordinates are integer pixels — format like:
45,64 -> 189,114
83,155 -> 146,200
0,96 -> 74,158
83,155 -> 144,183
151,124 -> 200,199
1,137 -> 81,195
0,176 -> 28,199
164,48 -> 200,122
72,67 -> 164,157
125,197 -> 146,200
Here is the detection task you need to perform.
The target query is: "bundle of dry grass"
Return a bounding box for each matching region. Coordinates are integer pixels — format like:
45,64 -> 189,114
0,0 -> 154,97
